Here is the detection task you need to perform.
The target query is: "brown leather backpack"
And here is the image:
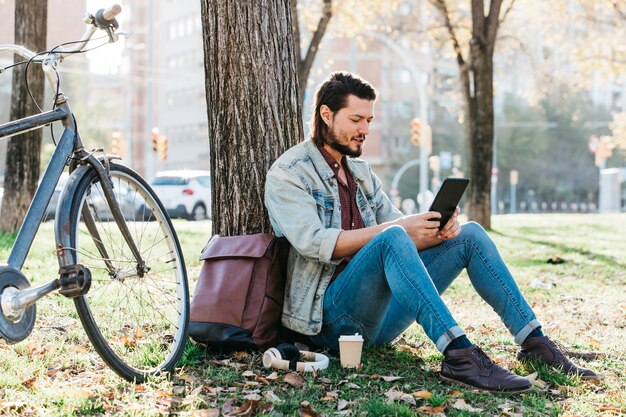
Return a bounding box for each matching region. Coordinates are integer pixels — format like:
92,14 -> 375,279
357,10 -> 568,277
188,233 -> 289,352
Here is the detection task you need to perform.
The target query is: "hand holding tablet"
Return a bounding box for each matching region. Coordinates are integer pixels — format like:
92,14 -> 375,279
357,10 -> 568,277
429,178 -> 470,229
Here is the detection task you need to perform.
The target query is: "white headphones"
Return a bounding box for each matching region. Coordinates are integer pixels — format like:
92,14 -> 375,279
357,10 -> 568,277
263,346 -> 329,373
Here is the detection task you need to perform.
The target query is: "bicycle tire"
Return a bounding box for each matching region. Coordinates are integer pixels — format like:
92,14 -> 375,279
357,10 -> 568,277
67,163 -> 189,382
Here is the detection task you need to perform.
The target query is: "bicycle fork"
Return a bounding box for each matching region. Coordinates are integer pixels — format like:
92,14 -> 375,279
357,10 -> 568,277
76,153 -> 149,281
3,153 -> 149,325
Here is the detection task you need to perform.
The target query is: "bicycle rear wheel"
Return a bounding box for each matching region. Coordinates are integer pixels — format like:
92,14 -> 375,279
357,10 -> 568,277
68,163 -> 189,382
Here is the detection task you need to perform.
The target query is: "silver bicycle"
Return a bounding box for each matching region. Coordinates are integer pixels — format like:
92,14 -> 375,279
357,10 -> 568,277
0,5 -> 189,382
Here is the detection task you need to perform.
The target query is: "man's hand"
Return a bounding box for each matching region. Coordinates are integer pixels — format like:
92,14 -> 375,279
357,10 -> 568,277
436,206 -> 461,241
393,211 -> 441,244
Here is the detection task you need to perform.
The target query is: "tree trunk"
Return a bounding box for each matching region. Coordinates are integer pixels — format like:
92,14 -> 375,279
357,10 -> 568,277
0,0 -> 48,233
465,48 -> 494,229
463,0 -> 502,229
200,0 -> 303,236
432,0 -> 506,229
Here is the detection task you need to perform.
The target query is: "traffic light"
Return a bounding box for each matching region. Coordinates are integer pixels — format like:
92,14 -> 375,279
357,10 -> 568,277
410,118 -> 422,146
595,135 -> 614,167
157,135 -> 168,160
151,127 -> 159,152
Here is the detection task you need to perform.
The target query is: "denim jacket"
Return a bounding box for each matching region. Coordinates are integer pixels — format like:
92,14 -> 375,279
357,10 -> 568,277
264,139 -> 402,335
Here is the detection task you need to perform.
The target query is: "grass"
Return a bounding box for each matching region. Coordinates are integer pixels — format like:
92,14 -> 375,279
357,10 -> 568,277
0,213 -> 625,416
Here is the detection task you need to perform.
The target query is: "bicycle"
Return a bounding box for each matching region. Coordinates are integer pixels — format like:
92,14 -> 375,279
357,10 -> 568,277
0,5 -> 190,383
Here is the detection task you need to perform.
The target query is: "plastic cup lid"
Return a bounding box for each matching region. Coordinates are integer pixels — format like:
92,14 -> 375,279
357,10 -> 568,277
339,334 -> 363,342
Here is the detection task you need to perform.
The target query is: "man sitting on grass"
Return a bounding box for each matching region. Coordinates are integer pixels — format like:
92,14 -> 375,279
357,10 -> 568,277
264,71 -> 597,393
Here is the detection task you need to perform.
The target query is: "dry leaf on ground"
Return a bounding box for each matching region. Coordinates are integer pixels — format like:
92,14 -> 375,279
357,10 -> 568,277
192,409 -> 220,417
411,390 -> 432,399
384,389 -> 416,405
451,399 -> 484,412
337,399 -> 350,410
284,372 -> 306,388
263,390 -> 283,403
418,405 -> 446,415
299,401 -> 320,417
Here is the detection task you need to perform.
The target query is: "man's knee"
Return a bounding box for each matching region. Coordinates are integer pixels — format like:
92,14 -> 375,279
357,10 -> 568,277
461,221 -> 492,245
379,224 -> 412,243
461,221 -> 485,237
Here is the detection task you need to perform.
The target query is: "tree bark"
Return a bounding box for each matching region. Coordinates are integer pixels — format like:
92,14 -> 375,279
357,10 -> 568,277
291,0 -> 333,106
0,0 -> 48,233
200,0 -> 303,236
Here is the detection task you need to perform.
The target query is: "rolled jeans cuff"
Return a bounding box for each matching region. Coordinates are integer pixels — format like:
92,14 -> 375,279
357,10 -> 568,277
514,319 -> 542,345
435,326 -> 466,353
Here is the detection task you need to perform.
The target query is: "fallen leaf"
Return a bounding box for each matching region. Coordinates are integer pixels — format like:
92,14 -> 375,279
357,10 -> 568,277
411,390 -> 432,399
265,372 -> 280,381
284,372 -> 306,388
22,377 -> 38,389
192,409 -> 220,417
134,385 -> 146,392
154,389 -> 171,397
384,389 -> 404,401
179,374 -> 203,384
318,377 -> 332,385
233,351 -> 250,361
324,390 -> 339,398
74,344 -> 89,353
381,375 -> 404,382
0,401 -> 27,412
221,398 -> 237,415
337,399 -> 350,410
256,377 -> 270,385
447,389 -> 463,397
242,370 -> 255,378
244,393 -> 261,401
228,399 -> 258,416
418,405 -> 446,415
451,399 -> 483,412
345,383 -> 361,389
263,390 -> 283,403
46,363 -> 63,378
299,401 -> 320,417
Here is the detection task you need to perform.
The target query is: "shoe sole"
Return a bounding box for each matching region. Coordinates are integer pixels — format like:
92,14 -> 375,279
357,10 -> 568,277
518,358 -> 600,381
438,374 -> 532,394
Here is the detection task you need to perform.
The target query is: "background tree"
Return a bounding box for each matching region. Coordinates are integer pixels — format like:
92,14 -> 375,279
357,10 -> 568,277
429,0 -> 517,228
291,0 -> 332,104
292,0 -> 398,106
0,0 -> 47,232
200,0 -> 303,236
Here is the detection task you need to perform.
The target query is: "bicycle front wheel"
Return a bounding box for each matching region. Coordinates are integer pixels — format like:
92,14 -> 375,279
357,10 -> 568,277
68,163 -> 189,382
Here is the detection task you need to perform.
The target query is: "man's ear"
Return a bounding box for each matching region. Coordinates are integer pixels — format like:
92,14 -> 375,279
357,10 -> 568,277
320,105 -> 333,126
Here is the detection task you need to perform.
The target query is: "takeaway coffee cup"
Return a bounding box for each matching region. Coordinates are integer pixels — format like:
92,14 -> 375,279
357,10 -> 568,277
338,334 -> 364,368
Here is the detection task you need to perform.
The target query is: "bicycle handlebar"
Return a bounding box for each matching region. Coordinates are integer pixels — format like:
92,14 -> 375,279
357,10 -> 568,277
0,4 -> 123,61
95,4 -> 121,30
101,4 -> 122,21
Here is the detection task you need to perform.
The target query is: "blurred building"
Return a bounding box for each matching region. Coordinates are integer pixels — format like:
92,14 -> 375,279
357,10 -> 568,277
0,0 -> 87,178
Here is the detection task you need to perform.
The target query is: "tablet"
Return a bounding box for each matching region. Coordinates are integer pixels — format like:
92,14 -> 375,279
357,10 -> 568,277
429,177 -> 470,229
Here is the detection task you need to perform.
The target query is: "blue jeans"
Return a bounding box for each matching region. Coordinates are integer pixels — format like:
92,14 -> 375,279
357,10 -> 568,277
308,222 -> 541,353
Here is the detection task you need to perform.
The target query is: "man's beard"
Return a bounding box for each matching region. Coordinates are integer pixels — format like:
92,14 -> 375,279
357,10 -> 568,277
326,129 -> 363,157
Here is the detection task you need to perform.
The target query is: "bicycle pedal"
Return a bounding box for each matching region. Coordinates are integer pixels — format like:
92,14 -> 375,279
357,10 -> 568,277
58,264 -> 91,298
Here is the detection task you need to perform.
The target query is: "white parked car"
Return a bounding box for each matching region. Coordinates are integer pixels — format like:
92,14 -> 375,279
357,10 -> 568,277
150,170 -> 212,221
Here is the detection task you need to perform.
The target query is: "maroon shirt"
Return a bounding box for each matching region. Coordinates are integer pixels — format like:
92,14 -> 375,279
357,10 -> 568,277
317,144 -> 365,279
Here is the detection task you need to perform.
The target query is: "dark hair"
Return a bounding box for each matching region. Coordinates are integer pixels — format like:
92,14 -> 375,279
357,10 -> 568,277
311,72 -> 377,146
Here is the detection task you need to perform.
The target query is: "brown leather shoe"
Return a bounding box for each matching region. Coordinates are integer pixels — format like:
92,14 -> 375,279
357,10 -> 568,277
517,336 -> 598,380
440,345 -> 532,393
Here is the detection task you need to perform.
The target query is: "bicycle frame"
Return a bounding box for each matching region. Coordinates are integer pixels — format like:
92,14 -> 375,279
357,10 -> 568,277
0,76 -> 145,316
0,104 -> 72,270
